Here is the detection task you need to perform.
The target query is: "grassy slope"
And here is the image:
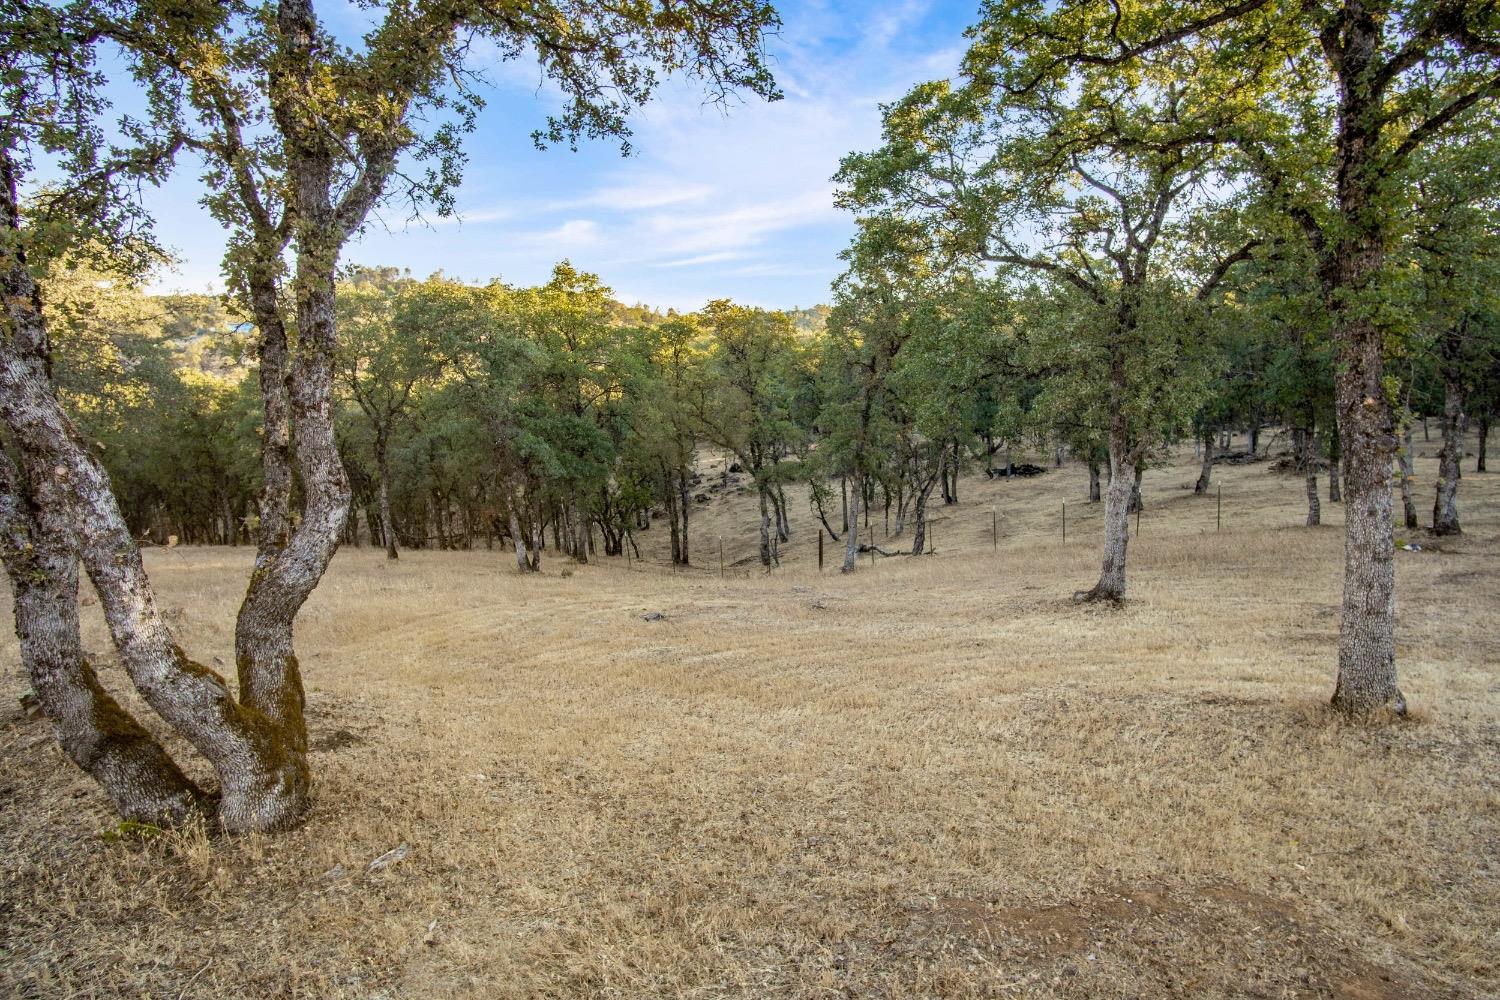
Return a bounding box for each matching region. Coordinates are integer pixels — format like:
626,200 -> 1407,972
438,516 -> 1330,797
1,432 -> 1496,999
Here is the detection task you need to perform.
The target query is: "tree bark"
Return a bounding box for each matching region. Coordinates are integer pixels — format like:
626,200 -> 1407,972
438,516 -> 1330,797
1394,420 -> 1417,530
1088,460 -> 1101,502
506,489 -> 530,572
1301,424 -> 1321,527
757,485 -> 773,569
1077,449 -> 1132,602
1330,317 -> 1401,711
1432,346 -> 1464,535
841,472 -> 862,573
1194,430 -> 1213,494
246,263 -> 293,564
910,471 -> 937,556
665,472 -> 680,563
0,452 -> 204,826
1477,413 -> 1487,472
376,430 -> 398,559
678,468 -> 691,564
0,239 -> 308,832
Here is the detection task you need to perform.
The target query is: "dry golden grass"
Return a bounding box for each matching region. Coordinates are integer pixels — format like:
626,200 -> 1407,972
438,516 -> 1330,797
2,433 -> 1497,999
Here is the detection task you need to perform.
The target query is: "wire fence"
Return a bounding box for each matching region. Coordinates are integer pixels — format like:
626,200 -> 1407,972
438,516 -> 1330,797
608,484 -> 1230,579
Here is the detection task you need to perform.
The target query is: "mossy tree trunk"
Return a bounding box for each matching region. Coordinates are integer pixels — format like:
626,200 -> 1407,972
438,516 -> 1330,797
0,157 -> 308,832
0,450 -> 203,825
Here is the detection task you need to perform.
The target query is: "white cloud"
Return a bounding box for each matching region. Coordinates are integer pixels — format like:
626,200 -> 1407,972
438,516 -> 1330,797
145,1 -> 969,310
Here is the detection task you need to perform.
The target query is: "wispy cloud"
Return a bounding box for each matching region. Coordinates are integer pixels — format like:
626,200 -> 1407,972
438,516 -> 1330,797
145,0 -> 970,311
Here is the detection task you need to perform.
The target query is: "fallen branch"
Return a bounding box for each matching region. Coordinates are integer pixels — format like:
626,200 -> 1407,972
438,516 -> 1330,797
858,543 -> 906,557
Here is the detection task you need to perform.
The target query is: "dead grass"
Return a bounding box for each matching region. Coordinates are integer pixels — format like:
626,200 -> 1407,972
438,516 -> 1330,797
1,433 -> 1497,998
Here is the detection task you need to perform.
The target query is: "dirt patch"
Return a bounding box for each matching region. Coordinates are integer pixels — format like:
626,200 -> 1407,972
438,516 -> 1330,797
923,886 -> 1172,954
310,728 -> 364,753
908,884 -> 1440,998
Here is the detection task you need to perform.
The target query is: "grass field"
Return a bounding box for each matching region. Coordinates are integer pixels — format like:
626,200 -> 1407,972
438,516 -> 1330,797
2,433 -> 1497,998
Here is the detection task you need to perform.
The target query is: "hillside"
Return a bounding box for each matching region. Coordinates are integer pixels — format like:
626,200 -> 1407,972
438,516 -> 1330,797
1,436 -> 1496,998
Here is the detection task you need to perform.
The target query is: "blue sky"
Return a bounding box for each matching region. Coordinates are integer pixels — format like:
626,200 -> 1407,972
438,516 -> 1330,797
133,0 -> 972,311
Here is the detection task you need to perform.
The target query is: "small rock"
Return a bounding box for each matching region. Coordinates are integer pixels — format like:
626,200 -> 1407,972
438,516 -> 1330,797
367,843 -> 410,872
322,863 -> 346,880
641,611 -> 666,622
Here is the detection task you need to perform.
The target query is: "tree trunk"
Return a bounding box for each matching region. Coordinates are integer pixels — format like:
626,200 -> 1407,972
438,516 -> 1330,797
1077,448 -> 1132,602
1194,431 -> 1213,494
1088,460 -> 1101,502
758,485 -> 773,568
0,248 -> 309,833
1329,316 -> 1401,712
0,452 -> 203,825
841,473 -> 862,573
1128,465 -> 1143,513
1301,424 -> 1321,527
376,431 -> 398,559
678,467 -> 691,564
910,471 -> 937,556
506,492 -> 530,572
1432,356 -> 1464,535
1476,413 -> 1487,472
1398,420 -> 1419,530
571,500 -> 589,564
247,262 -> 293,562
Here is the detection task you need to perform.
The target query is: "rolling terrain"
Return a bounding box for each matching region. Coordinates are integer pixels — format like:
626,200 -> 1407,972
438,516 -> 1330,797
2,435 -> 1497,999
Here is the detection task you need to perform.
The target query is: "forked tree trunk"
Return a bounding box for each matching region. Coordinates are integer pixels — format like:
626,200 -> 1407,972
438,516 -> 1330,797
841,472 -> 862,573
0,452 -> 203,825
0,249 -> 309,832
1432,361 -> 1463,535
1194,431 -> 1213,494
